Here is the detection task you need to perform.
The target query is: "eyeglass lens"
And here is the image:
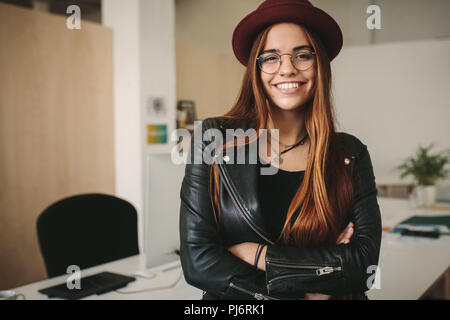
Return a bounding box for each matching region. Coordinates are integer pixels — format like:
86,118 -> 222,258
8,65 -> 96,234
258,50 -> 315,74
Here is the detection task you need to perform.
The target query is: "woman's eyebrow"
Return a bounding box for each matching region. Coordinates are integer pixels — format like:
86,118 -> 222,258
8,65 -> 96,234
260,45 -> 313,55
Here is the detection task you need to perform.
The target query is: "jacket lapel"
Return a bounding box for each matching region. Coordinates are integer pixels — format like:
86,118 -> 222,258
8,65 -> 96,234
216,116 -> 278,244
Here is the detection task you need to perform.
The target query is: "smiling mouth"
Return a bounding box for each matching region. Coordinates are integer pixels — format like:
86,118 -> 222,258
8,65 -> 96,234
273,82 -> 306,93
274,82 -> 305,90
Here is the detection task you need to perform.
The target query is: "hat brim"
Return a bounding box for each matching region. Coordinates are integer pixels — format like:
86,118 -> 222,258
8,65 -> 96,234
232,2 -> 343,66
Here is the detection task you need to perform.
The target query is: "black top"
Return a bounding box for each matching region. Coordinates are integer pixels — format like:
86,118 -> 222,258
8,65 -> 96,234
258,159 -> 305,243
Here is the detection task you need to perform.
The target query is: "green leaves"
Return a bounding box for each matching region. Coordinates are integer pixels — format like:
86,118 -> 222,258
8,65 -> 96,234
397,143 -> 450,186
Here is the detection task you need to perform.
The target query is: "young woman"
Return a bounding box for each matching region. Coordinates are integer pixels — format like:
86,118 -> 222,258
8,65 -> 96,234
179,0 -> 382,300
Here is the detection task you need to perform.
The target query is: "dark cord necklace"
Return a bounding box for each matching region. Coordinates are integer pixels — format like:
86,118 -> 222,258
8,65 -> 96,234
280,134 -> 308,155
271,133 -> 308,165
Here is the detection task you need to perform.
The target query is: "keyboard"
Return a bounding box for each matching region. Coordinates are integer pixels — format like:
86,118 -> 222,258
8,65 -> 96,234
38,271 -> 136,299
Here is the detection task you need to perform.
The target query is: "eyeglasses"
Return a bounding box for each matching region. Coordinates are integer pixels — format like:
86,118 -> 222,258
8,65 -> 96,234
256,50 -> 316,74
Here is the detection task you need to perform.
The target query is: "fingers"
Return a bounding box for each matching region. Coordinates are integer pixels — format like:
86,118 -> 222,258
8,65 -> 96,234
336,222 -> 354,244
343,222 -> 354,243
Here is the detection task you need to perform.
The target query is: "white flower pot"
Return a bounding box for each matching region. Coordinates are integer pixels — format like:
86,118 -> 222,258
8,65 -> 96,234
415,185 -> 437,207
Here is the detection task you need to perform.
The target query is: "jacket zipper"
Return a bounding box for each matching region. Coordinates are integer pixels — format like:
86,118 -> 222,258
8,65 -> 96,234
229,282 -> 279,300
267,261 -> 342,275
266,261 -> 342,285
216,160 -> 275,245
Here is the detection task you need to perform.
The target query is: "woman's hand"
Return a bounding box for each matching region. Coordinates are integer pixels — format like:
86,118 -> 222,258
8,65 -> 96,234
304,222 -> 354,300
336,222 -> 354,245
227,242 -> 268,271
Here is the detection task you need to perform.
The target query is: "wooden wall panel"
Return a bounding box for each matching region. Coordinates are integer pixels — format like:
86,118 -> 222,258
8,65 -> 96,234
0,3 -> 114,289
176,42 -> 245,120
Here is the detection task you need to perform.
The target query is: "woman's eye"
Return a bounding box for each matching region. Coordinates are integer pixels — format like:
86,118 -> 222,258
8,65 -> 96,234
262,55 -> 278,63
296,53 -> 312,60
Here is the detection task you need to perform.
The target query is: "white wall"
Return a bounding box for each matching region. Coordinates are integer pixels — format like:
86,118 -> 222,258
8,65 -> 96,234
140,0 -> 177,155
373,0 -> 450,44
102,0 -> 144,252
332,38 -> 450,185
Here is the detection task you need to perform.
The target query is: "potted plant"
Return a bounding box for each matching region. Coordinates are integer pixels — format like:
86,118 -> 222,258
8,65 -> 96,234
397,143 -> 450,207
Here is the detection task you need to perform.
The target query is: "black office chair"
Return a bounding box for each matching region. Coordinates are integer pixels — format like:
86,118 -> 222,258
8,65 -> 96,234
37,193 -> 139,278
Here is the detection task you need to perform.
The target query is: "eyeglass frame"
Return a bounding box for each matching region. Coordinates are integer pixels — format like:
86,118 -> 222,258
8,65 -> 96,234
256,50 -> 317,74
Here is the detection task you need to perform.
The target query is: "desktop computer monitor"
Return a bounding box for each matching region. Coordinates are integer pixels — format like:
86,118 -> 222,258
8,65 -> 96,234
144,154 -> 186,268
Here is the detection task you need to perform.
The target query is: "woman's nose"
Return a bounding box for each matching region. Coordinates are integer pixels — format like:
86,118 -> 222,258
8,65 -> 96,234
279,55 -> 297,76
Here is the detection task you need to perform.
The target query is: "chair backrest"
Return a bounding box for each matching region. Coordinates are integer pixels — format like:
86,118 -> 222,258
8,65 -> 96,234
37,193 -> 139,278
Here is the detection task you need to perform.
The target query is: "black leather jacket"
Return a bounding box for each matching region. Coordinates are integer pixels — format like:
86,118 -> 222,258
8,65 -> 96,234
179,116 -> 382,300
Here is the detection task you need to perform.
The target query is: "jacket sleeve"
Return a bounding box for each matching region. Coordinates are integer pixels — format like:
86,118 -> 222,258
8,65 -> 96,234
264,139 -> 382,297
179,118 -> 271,299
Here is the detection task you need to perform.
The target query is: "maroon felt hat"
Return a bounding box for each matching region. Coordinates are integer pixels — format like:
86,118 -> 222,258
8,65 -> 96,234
232,0 -> 343,66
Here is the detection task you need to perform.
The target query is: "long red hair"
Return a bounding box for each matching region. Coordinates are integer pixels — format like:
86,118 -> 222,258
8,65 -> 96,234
209,24 -> 354,247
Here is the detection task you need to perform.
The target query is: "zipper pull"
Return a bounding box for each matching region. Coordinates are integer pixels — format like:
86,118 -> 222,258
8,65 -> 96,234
316,266 -> 341,276
254,293 -> 266,300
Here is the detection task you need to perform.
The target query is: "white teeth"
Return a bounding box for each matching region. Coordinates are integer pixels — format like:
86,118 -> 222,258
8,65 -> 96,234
276,82 -> 302,89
